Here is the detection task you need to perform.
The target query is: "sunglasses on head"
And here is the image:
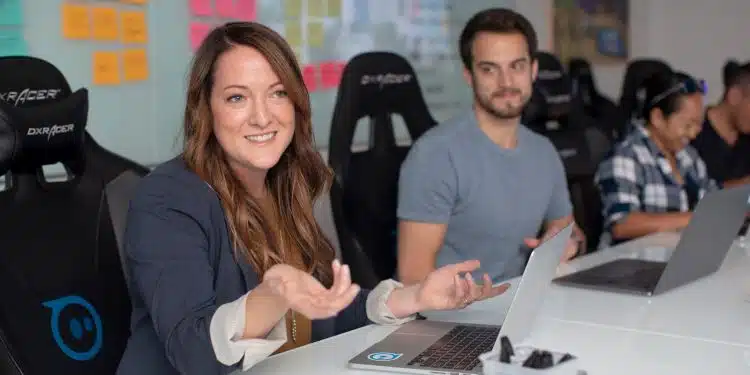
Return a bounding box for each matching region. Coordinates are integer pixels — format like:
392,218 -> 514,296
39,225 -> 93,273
682,77 -> 707,94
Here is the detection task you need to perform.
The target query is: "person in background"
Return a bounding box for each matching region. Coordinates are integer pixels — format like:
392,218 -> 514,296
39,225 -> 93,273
596,68 -> 718,246
116,22 -> 509,375
396,8 -> 584,286
692,60 -> 750,187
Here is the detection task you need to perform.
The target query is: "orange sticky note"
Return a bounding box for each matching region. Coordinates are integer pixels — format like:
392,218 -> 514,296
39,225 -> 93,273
121,0 -> 148,4
62,4 -> 90,40
92,51 -> 120,85
91,7 -> 119,41
122,49 -> 149,81
121,10 -> 147,44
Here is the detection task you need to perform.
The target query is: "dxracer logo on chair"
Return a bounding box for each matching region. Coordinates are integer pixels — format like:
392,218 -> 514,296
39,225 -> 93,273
42,295 -> 103,361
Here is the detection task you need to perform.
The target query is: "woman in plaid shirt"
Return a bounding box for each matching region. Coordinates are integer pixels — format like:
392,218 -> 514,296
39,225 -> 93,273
595,69 -> 718,246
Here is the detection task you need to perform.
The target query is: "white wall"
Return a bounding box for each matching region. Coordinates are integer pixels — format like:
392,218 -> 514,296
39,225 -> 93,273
516,0 -> 750,104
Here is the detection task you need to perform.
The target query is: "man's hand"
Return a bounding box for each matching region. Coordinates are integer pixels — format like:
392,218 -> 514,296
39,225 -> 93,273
524,223 -> 585,262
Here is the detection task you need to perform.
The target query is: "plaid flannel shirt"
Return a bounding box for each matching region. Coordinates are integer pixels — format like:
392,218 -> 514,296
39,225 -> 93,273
595,125 -> 718,234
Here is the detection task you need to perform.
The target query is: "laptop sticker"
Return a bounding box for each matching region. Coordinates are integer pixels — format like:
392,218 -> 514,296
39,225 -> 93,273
367,352 -> 403,361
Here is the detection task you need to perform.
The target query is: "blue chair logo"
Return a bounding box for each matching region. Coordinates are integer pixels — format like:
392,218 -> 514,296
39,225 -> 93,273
367,352 -> 403,361
42,295 -> 103,361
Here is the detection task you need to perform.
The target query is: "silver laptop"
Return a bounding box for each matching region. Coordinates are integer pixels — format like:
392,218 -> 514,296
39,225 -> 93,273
554,184 -> 750,296
348,224 -> 573,375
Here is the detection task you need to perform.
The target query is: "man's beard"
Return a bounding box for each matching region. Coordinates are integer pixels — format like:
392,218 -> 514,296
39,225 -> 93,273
474,87 -> 530,120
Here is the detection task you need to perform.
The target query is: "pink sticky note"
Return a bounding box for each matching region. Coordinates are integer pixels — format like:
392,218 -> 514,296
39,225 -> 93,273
236,0 -> 257,21
302,65 -> 317,92
215,0 -> 235,18
189,22 -> 212,51
190,0 -> 213,16
320,61 -> 345,89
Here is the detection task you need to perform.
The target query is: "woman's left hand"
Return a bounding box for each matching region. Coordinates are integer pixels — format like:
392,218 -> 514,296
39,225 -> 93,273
386,260 -> 511,318
415,260 -> 510,311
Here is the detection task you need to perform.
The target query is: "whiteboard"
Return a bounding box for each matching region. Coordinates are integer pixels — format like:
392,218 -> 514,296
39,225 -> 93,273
16,0 -> 514,167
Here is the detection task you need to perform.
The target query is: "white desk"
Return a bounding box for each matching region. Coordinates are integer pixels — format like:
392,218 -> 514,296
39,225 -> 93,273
241,234 -> 750,374
544,232 -> 750,347
244,318 -> 750,375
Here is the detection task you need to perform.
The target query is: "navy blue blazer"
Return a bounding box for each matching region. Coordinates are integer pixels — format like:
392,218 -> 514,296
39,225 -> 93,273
116,157 -> 371,375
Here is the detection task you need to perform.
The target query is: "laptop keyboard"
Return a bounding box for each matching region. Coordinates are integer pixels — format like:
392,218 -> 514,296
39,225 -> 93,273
407,325 -> 499,371
574,260 -> 666,291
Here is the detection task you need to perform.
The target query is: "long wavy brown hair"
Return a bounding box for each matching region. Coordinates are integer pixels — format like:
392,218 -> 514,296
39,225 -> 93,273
182,22 -> 335,286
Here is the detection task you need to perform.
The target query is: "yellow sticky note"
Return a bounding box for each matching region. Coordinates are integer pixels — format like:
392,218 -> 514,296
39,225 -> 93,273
308,0 -> 325,18
285,0 -> 302,19
91,7 -> 119,41
122,49 -> 149,81
62,4 -> 90,40
121,10 -> 148,44
285,21 -> 302,47
327,0 -> 341,17
308,21 -> 324,47
92,51 -> 120,85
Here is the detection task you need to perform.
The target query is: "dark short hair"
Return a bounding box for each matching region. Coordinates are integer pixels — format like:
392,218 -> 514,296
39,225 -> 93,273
723,59 -> 750,94
459,8 -> 538,70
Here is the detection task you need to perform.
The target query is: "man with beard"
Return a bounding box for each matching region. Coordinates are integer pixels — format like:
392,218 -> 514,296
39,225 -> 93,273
396,8 -> 584,285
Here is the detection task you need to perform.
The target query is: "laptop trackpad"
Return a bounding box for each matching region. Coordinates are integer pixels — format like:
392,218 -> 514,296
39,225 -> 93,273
392,320 -> 456,337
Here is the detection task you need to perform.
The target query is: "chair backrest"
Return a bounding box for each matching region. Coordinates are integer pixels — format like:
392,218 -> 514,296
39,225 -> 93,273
522,52 -> 605,252
328,52 -> 436,287
524,52 -> 577,128
618,59 -> 671,136
0,56 -> 148,375
568,58 -> 619,140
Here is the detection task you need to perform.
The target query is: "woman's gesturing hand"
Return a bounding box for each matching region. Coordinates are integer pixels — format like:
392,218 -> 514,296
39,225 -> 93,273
263,259 -> 360,320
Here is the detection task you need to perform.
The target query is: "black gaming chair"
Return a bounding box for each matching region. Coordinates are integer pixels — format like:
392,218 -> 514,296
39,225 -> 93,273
0,56 -> 148,375
523,52 -> 605,253
617,59 -> 671,137
328,52 -> 437,288
568,58 -> 620,140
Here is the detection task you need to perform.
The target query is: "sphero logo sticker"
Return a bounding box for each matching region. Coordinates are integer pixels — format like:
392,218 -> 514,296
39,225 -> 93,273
367,352 -> 403,361
42,295 -> 103,361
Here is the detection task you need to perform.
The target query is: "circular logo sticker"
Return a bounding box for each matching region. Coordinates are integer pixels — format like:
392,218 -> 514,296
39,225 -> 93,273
42,295 -> 103,361
367,352 -> 403,362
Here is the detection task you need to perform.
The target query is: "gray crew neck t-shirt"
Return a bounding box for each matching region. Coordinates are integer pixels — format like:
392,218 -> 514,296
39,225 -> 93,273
397,111 -> 572,282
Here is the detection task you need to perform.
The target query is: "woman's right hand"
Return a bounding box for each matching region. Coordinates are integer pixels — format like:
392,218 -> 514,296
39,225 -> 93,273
262,259 -> 360,320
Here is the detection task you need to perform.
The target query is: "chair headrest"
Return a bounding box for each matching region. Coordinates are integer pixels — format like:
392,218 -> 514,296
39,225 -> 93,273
0,89 -> 89,176
328,52 -> 436,186
0,56 -> 72,108
568,58 -> 597,98
335,51 -> 428,117
525,52 -> 573,124
568,58 -> 592,79
0,56 -> 86,176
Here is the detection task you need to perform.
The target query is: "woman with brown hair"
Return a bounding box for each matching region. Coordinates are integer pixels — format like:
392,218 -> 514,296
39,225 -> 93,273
116,22 -> 507,375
